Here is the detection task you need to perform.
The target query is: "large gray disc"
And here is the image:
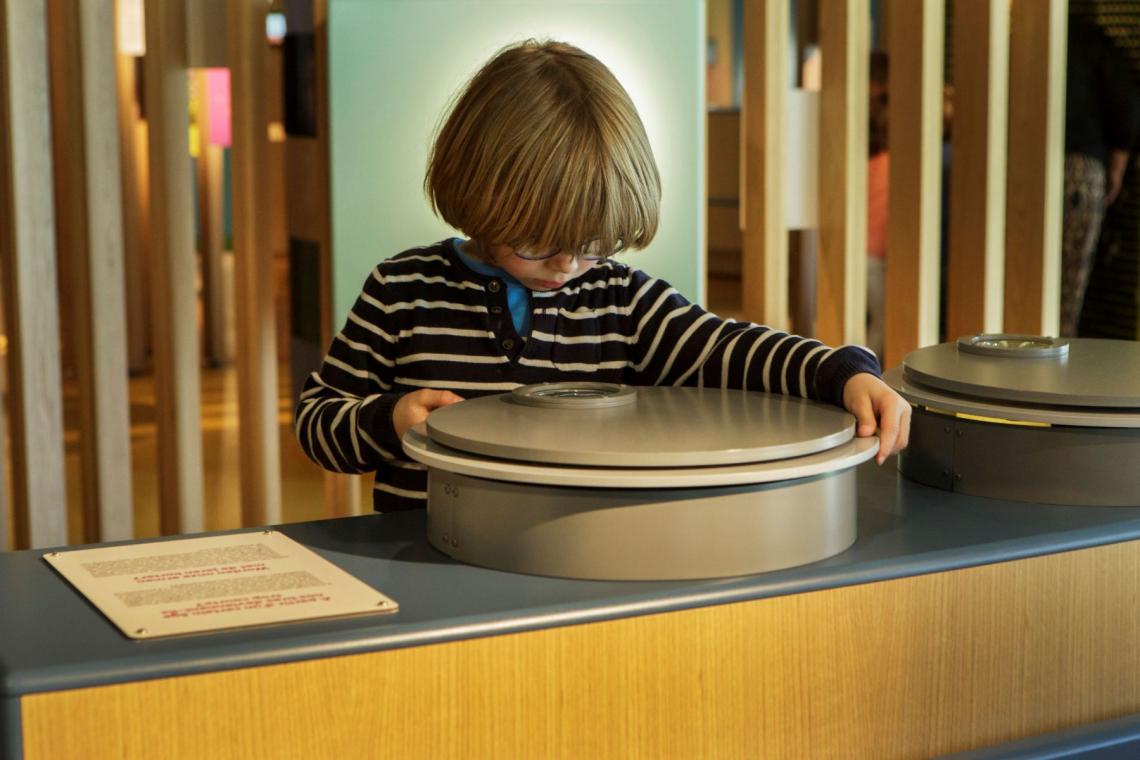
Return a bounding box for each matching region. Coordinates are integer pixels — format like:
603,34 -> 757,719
425,385 -> 855,467
902,338 -> 1140,409
884,367 -> 1140,428
404,426 -> 878,488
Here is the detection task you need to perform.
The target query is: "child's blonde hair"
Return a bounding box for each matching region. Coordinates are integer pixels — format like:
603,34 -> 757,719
425,40 -> 660,258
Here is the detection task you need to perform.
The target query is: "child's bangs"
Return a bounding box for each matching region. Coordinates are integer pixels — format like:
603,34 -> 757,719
494,131 -> 659,258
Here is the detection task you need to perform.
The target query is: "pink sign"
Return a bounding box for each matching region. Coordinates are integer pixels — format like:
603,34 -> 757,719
205,68 -> 231,147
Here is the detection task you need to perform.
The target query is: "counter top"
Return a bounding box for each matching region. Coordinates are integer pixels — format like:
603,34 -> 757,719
4,463 -> 1140,698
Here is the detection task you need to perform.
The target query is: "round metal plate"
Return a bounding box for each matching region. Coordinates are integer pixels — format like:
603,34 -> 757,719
424,386 -> 856,467
404,426 -> 879,488
902,338 -> 1140,409
883,367 -> 1140,428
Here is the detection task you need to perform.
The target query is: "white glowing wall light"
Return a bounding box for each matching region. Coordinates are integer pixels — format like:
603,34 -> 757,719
117,0 -> 145,56
266,10 -> 287,45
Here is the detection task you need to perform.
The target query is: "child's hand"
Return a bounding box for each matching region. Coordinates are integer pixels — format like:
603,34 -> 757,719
393,389 -> 465,440
841,372 -> 912,464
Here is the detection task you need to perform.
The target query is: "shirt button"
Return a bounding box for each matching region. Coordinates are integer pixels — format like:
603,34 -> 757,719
489,305 -> 503,315
501,338 -> 515,351
487,280 -> 502,293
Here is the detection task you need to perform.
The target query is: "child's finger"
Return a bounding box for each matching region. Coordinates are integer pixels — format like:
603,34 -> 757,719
895,405 -> 912,451
423,390 -> 465,411
876,404 -> 899,464
850,395 -> 877,438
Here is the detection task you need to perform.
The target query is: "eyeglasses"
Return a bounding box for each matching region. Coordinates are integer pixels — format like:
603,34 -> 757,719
511,238 -> 626,262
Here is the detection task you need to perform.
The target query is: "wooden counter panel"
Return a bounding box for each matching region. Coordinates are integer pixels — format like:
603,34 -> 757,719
21,539 -> 1140,759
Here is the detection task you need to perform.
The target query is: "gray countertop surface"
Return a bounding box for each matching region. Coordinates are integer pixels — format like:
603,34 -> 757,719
4,463 -> 1140,698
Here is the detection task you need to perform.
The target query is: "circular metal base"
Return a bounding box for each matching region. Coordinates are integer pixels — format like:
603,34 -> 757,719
425,469 -> 858,580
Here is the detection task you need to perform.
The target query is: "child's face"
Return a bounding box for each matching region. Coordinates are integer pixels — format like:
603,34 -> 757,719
487,244 -> 598,292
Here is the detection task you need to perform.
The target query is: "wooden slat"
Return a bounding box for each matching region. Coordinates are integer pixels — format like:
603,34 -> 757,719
144,0 -> 204,534
46,0 -> 135,542
1004,0 -> 1066,336
884,0 -> 945,368
946,0 -> 1010,339
22,540 -> 1140,758
280,1 -> 362,516
817,0 -> 869,347
229,0 -> 282,527
741,0 -> 788,330
0,0 -> 68,549
315,1 -> 359,515
115,50 -> 151,376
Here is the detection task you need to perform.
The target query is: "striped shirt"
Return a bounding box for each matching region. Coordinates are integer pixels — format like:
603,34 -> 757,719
295,240 -> 880,511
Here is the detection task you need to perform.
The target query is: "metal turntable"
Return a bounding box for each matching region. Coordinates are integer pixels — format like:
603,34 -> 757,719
402,383 -> 878,580
886,334 -> 1140,507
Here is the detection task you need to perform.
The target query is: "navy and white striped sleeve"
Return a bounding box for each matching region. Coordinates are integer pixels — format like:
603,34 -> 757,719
621,269 -> 879,406
294,266 -> 405,474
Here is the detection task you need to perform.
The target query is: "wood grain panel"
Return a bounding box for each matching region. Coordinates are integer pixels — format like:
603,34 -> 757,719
48,0 -> 135,542
1003,0 -> 1066,336
229,0 -> 283,527
946,0 -> 1010,339
143,0 -> 205,534
741,0 -> 788,329
884,0 -> 944,368
22,540 -> 1140,759
817,0 -> 869,347
0,0 -> 68,548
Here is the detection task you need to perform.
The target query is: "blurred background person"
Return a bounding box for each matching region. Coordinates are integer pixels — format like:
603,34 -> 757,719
1061,17 -> 1140,336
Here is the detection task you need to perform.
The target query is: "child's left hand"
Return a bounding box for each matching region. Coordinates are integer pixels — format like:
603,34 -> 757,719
841,372 -> 912,464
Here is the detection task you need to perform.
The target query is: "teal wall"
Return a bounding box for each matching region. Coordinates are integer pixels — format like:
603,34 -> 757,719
327,0 -> 705,322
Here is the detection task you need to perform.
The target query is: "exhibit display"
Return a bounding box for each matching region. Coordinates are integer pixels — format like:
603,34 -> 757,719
403,383 -> 878,580
886,335 -> 1140,506
8,465 -> 1140,759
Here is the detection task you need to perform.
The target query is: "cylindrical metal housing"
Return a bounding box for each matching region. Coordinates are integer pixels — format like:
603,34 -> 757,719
889,336 -> 1140,507
403,385 -> 876,580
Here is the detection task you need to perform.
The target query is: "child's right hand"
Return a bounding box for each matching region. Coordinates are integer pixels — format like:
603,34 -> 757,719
393,389 -> 465,440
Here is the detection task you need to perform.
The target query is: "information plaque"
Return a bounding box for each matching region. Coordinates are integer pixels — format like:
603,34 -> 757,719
43,531 -> 398,640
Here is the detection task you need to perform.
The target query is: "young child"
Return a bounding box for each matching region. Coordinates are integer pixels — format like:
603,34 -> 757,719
296,40 -> 911,512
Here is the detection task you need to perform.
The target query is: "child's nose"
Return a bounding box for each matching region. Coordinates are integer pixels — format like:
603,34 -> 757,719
549,252 -> 577,273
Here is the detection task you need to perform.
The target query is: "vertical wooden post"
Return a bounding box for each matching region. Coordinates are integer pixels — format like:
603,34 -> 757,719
1004,0 -> 1066,337
817,0 -> 870,347
885,0 -> 945,368
741,0 -> 789,330
47,0 -> 135,541
287,0 -> 362,516
946,0 -> 1010,339
79,1 -> 134,541
0,0 -> 69,548
115,48 -> 151,376
229,0 -> 283,526
144,0 -> 205,534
